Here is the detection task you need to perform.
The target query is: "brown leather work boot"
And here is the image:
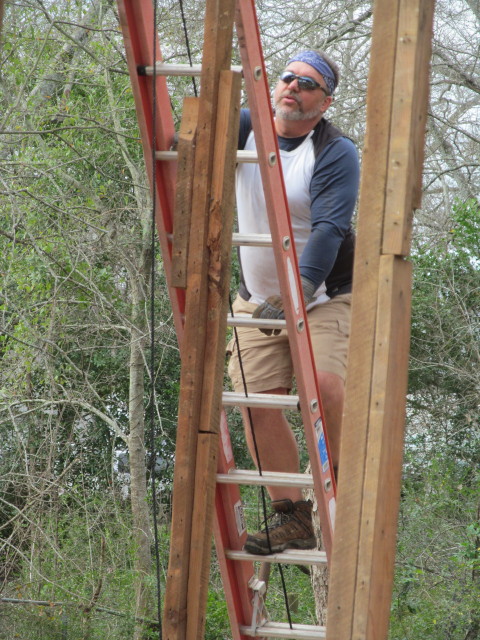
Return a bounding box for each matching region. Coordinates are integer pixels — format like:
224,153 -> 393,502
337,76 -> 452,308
244,499 -> 316,555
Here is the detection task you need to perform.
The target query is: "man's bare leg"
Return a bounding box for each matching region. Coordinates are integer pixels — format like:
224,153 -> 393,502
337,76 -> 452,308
241,387 -> 303,503
242,387 -> 317,554
316,370 -> 345,472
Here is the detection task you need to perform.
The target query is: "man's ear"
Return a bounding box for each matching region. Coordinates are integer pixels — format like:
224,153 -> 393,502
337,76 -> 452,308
321,95 -> 334,114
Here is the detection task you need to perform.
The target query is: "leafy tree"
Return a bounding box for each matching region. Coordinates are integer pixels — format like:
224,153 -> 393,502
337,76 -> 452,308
1,1 -> 478,638
1,2 -> 179,636
393,200 -> 480,639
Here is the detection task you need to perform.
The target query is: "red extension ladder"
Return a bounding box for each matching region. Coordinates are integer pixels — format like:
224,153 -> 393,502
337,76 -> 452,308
117,1 -> 336,637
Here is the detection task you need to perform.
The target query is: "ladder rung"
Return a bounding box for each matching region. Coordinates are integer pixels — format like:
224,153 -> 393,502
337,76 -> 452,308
222,391 -> 299,410
141,62 -> 242,76
216,469 -> 313,488
236,149 -> 259,163
226,548 -> 327,566
232,233 -> 272,247
166,231 -> 272,248
226,315 -> 286,330
156,149 -> 258,163
240,621 -> 326,638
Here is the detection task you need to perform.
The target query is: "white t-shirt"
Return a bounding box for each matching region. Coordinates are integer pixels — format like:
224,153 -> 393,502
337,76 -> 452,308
236,129 -> 329,306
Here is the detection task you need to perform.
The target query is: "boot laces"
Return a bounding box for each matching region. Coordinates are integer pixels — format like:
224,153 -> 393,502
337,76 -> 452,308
261,509 -> 294,533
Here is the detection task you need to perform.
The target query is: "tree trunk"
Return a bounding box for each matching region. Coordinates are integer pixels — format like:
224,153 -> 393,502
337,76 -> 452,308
128,277 -> 154,640
305,464 -> 329,625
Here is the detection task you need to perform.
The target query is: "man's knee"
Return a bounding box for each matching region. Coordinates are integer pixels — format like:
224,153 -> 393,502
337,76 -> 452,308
316,370 -> 344,406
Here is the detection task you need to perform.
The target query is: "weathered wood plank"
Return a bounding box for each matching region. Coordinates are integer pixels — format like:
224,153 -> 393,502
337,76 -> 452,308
383,0 -> 435,255
162,1 -> 237,638
352,255 -> 412,639
327,1 -> 434,638
326,1 -> 401,636
171,97 -> 199,288
199,69 -> 241,439
187,432 -> 219,640
186,69 -> 241,640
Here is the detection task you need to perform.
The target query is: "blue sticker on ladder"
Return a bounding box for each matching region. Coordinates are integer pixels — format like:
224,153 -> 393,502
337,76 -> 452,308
316,420 -> 330,473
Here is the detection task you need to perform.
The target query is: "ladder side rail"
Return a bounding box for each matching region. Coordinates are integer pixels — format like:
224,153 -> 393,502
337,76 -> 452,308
235,0 -> 336,556
118,4 -> 256,636
117,0 -> 185,341
214,413 -> 257,640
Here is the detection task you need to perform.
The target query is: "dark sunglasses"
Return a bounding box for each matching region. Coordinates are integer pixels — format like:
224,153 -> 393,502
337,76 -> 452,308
280,71 -> 328,94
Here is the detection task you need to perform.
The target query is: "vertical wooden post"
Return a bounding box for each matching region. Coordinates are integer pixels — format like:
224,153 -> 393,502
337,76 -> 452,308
186,69 -> 241,640
326,1 -> 435,639
162,2 -> 239,639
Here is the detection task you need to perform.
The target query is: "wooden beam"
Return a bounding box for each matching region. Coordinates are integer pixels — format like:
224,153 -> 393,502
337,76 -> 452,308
162,1 -> 237,638
186,69 -> 241,640
383,0 -> 435,255
326,1 -> 435,639
326,2 -> 400,634
353,255 -> 412,638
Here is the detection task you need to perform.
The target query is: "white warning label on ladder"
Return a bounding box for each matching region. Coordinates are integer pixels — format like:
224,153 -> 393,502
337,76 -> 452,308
234,500 -> 246,536
287,257 -> 300,314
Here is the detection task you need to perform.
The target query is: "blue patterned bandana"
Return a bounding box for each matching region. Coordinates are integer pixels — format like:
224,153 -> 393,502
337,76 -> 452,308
287,51 -> 336,95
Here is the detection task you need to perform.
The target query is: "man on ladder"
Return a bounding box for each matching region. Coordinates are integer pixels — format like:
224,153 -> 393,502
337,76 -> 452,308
227,49 -> 360,554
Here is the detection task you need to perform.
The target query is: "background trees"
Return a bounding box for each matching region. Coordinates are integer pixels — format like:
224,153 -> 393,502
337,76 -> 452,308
0,1 -> 478,639
1,2 -> 179,637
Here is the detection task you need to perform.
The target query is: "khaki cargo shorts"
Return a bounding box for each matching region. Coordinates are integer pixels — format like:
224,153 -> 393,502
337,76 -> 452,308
227,293 -> 351,393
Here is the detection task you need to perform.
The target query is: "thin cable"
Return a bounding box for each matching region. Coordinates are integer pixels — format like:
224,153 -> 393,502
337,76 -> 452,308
149,1 -> 163,637
178,0 -> 198,96
228,294 -> 293,628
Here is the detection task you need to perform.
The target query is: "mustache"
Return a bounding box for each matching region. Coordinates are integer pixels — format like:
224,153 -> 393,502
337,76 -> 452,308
278,90 -> 302,105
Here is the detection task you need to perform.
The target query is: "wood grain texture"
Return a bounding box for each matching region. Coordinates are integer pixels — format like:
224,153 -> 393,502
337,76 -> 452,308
326,1 -> 434,638
162,3 -> 238,638
171,98 -> 199,288
326,1 -> 400,636
186,70 -> 241,640
383,0 -> 435,255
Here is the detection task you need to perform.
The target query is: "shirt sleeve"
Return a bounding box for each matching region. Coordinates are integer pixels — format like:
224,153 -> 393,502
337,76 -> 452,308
299,136 -> 359,287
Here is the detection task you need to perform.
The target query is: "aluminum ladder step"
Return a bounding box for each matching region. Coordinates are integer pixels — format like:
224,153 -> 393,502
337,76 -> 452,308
240,621 -> 326,638
232,232 -> 272,247
222,391 -> 299,410
226,548 -> 327,567
226,315 -> 286,330
140,61 -> 242,76
216,469 -> 313,488
166,231 -> 272,247
156,149 -> 258,163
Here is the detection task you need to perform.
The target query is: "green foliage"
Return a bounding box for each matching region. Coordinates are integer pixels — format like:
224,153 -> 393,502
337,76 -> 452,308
1,1 -> 478,637
410,199 -> 479,394
205,586 -> 231,640
391,460 -> 480,640
393,199 -> 480,638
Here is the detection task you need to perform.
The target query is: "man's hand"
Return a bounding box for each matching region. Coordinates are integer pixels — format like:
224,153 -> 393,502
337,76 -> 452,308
252,277 -> 317,336
252,295 -> 284,335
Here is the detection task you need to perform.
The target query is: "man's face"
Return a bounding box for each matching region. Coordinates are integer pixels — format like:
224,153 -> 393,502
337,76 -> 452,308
273,61 -> 333,122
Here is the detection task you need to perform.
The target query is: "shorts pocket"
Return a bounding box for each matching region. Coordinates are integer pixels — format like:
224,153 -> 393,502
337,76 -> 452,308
336,316 -> 350,339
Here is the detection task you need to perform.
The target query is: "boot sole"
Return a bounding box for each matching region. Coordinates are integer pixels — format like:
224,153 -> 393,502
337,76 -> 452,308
244,536 -> 317,555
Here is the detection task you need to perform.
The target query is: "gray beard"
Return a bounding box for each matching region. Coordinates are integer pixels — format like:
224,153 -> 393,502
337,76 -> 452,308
275,103 -> 323,121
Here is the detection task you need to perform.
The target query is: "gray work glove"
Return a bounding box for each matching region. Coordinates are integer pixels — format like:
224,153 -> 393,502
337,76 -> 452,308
252,276 -> 317,336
